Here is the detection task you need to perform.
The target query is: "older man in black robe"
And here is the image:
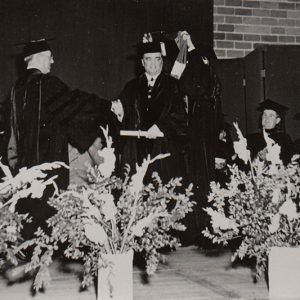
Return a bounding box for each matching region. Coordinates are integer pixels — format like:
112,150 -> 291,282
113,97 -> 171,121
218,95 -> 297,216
2,39 -> 121,240
118,41 -> 187,182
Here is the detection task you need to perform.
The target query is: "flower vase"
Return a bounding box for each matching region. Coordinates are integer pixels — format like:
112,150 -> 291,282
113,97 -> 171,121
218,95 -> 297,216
269,247 -> 300,299
97,250 -> 133,300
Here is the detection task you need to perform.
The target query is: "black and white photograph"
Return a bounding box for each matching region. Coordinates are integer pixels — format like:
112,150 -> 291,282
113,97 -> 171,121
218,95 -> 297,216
0,0 -> 299,299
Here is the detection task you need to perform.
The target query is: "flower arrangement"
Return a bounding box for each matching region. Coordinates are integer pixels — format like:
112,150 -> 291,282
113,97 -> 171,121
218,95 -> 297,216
203,123 -> 300,279
0,161 -> 66,268
22,127 -> 194,290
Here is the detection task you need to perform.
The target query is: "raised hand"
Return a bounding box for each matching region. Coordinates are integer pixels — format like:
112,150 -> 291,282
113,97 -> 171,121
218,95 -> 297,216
180,31 -> 195,51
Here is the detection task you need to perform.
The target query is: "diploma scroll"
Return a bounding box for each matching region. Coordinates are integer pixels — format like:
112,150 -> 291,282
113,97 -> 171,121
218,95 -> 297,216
120,130 -> 164,138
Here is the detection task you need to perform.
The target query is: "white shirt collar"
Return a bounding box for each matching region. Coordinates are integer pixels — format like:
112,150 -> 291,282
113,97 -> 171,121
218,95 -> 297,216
145,73 -> 159,83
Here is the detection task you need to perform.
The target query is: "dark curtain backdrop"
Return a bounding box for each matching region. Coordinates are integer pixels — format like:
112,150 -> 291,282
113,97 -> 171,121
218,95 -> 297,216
0,0 -> 212,101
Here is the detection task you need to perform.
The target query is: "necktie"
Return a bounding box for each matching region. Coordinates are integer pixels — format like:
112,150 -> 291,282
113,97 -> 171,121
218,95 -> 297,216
148,77 -> 154,87
148,78 -> 154,99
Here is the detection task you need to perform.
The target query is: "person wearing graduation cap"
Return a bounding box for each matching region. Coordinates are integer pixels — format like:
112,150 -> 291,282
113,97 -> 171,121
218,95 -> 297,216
117,39 -> 187,182
173,31 -> 222,180
2,39 -> 122,241
141,31 -> 223,246
169,31 -> 223,246
246,99 -> 293,164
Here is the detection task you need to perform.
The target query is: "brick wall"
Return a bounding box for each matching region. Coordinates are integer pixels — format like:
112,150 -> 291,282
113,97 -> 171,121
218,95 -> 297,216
214,0 -> 300,58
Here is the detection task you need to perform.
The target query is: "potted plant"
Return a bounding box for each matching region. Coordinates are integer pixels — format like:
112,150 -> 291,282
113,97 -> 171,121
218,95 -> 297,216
0,161 -> 65,277
202,123 -> 300,299
21,127 -> 194,300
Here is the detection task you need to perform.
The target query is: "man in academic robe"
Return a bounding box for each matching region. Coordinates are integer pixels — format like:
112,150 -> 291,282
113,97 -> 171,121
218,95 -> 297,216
247,99 -> 293,165
161,31 -> 222,246
173,31 -> 222,187
117,41 -> 188,182
2,39 -> 122,240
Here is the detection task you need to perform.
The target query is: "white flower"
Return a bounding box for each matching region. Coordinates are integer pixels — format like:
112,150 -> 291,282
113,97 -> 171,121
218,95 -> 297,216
131,213 -> 168,237
11,162 -> 66,190
84,221 -> 108,245
6,225 -> 17,235
271,188 -> 281,204
86,205 -> 101,221
82,192 -> 117,222
233,122 -> 250,164
97,148 -> 116,178
131,215 -> 154,237
100,126 -> 113,149
263,130 -> 282,165
101,193 -> 117,221
279,199 -> 298,221
95,126 -> 116,178
129,153 -> 170,195
129,158 -> 150,195
30,180 -> 47,198
268,213 -> 280,233
268,164 -> 279,175
204,207 -> 237,231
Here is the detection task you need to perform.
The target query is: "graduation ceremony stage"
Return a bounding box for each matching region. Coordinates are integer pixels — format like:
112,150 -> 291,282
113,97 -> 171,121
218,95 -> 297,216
0,246 -> 268,300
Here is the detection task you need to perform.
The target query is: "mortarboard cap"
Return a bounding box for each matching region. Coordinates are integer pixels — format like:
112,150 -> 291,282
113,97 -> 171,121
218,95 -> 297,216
149,31 -> 179,60
257,99 -> 288,117
23,39 -> 52,58
137,41 -> 165,57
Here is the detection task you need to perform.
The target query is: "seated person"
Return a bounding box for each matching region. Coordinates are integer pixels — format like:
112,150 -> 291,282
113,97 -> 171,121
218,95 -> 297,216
246,99 -> 293,164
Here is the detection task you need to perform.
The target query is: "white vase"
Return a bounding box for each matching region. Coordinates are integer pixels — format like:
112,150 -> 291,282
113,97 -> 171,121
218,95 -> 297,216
269,246 -> 300,299
97,250 -> 133,300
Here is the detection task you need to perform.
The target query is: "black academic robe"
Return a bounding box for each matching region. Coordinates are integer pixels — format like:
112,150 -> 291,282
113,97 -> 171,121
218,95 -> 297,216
177,47 -> 222,245
3,69 -> 114,239
180,47 -> 222,182
118,72 -> 187,182
247,129 -> 293,165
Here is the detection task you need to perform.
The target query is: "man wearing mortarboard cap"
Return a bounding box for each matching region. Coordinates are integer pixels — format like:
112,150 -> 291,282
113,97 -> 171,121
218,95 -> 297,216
139,31 -> 223,245
161,31 -> 223,245
116,38 -> 188,182
246,99 -> 293,164
171,31 -> 222,182
2,38 -> 122,241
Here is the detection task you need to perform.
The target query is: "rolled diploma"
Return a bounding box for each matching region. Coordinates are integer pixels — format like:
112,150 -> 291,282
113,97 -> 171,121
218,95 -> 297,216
120,130 -> 164,138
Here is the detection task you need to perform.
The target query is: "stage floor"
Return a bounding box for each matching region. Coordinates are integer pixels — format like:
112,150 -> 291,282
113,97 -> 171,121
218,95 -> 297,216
0,246 -> 268,300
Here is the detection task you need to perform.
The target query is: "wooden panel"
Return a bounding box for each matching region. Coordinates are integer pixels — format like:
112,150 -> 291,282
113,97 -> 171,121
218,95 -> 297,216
244,47 -> 264,135
213,58 -> 246,133
264,45 -> 300,141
